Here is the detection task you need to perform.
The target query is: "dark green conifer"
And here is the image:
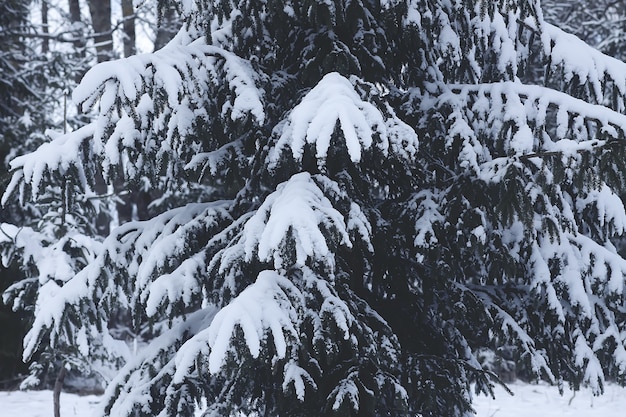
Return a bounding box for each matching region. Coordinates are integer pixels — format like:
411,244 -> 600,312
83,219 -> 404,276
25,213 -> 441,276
5,1 -> 626,416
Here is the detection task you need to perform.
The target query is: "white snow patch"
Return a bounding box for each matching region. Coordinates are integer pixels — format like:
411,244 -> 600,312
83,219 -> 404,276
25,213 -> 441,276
206,270 -> 301,373
3,381 -> 626,416
242,172 -> 351,270
269,73 -> 417,167
474,381 -> 626,417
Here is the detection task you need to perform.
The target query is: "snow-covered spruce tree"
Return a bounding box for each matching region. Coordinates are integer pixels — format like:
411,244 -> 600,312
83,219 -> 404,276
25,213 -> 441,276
0,0 -> 118,390
0,0 -> 89,387
5,0 -> 626,415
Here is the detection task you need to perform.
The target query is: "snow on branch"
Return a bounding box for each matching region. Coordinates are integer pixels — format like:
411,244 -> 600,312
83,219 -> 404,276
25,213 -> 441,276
329,369 -> 361,412
573,329 -> 605,394
1,222 -> 104,362
526,230 -> 626,393
112,267 -> 357,409
269,73 -> 417,168
528,241 -> 566,323
21,201 -> 232,362
422,80 -> 626,186
442,81 -> 626,148
106,201 -> 232,316
566,232 -> 626,299
539,22 -> 626,110
176,270 -> 302,376
531,229 -> 626,322
74,38 -> 264,124
301,266 -> 355,343
409,190 -> 445,251
575,183 -> 626,236
98,307 -> 218,417
22,266 -> 94,361
4,35 -> 265,204
213,173 -> 356,279
282,360 -> 317,401
471,285 -> 555,382
2,125 -> 95,205
184,139 -> 245,178
239,172 -> 351,270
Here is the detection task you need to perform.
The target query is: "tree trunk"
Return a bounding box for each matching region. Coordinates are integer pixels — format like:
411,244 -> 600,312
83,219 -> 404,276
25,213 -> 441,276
154,3 -> 179,51
53,366 -> 67,417
87,0 -> 113,62
68,0 -> 85,53
68,0 -> 80,24
121,0 -> 136,57
41,0 -> 49,53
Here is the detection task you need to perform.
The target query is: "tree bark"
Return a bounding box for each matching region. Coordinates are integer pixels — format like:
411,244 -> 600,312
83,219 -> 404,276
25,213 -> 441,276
121,0 -> 136,57
68,0 -> 80,24
67,0 -> 85,53
41,0 -> 49,53
87,0 -> 113,62
154,3 -> 179,51
53,366 -> 67,417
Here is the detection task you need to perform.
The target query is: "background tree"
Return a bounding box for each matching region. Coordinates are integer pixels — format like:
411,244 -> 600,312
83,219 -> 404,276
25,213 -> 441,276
87,0 -> 112,63
121,0 -> 136,58
0,0 -> 68,388
153,1 -> 180,50
0,0 -> 129,394
5,0 -> 626,416
542,0 -> 626,60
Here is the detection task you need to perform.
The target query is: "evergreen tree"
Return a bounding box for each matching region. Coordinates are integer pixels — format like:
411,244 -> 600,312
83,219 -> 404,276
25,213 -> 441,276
4,0 -> 626,416
0,0 -> 114,391
0,0 -> 70,387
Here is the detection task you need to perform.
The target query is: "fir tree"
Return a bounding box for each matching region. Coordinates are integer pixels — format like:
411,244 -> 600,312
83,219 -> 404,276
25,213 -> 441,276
0,0 -> 78,388
4,0 -> 626,416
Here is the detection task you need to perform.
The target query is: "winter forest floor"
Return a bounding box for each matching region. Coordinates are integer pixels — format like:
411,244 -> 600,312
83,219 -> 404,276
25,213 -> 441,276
473,381 -> 626,416
1,382 -> 625,417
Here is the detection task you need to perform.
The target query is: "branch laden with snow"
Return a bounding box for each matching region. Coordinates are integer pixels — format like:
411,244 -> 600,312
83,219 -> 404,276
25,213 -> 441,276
4,0 -> 626,416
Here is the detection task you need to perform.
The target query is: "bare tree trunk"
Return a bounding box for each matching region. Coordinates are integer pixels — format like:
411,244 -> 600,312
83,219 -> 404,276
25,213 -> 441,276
41,0 -> 49,53
85,1 -> 114,234
87,0 -> 113,62
68,0 -> 85,53
121,0 -> 136,57
154,3 -> 179,51
53,366 -> 67,417
68,0 -> 80,24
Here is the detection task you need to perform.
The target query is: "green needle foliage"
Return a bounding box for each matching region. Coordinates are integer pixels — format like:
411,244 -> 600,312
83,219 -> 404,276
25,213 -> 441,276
4,1 -> 626,416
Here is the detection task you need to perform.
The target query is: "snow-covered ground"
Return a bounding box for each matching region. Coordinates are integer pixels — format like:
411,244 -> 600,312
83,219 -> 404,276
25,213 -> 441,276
473,381 -> 626,416
1,382 -> 625,416
0,389 -> 100,416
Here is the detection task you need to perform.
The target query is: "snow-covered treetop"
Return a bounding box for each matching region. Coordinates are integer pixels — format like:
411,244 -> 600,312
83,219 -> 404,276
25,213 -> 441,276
6,0 -> 626,206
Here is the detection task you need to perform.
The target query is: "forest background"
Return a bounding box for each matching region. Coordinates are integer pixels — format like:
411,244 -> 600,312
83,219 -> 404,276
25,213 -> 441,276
0,0 -> 179,388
